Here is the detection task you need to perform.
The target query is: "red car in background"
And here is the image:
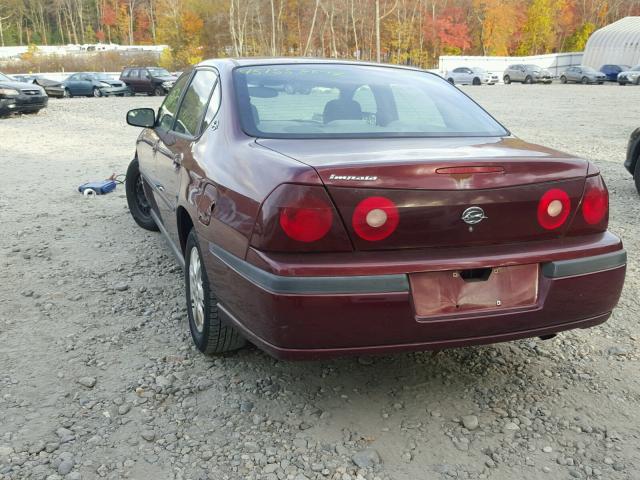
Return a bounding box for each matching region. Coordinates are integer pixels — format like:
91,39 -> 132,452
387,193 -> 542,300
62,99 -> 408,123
125,58 -> 625,360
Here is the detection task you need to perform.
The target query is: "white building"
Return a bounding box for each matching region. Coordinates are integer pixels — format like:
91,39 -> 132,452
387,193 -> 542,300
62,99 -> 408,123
582,16 -> 640,69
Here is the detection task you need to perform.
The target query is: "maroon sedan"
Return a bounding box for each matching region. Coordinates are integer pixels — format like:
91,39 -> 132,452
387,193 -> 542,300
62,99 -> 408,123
125,58 -> 625,360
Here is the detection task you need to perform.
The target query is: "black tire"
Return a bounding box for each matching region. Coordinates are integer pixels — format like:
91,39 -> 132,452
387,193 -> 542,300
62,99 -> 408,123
185,229 -> 246,355
634,158 -> 640,195
560,76 -> 567,84
63,88 -> 71,98
125,158 -> 159,231
619,81 -> 625,86
503,75 -> 511,84
93,87 -> 102,97
447,78 -> 454,85
153,85 -> 165,96
472,77 -> 481,85
524,75 -> 533,84
581,76 -> 588,84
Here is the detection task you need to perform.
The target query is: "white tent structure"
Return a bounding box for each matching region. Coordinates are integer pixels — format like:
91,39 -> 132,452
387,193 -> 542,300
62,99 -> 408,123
582,16 -> 640,69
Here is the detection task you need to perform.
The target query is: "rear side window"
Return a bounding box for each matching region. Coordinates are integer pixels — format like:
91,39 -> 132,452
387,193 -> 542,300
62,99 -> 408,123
157,73 -> 190,131
174,69 -> 218,137
202,80 -> 222,131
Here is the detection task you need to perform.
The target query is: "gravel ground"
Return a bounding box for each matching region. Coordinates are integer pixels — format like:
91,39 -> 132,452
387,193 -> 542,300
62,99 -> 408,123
1,84 -> 639,480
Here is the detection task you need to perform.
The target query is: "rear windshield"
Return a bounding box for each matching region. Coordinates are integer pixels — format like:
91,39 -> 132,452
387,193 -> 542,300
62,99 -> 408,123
233,64 -> 508,139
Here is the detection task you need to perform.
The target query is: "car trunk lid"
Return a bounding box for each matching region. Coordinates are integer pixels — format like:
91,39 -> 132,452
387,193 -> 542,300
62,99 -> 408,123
257,137 -> 589,250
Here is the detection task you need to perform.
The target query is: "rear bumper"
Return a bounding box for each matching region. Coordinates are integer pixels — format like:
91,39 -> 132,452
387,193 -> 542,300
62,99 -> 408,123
204,233 -> 626,360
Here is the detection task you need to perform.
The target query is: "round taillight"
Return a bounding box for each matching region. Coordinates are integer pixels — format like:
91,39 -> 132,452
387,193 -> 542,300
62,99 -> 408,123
352,196 -> 399,241
537,189 -> 570,230
279,198 -> 333,242
582,181 -> 608,225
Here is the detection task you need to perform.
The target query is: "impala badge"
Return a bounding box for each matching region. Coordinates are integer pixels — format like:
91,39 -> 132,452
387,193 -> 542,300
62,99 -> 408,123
461,206 -> 487,225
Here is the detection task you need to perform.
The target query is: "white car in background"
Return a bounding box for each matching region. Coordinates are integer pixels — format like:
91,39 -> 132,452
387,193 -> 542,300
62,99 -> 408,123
617,65 -> 640,85
445,67 -> 498,86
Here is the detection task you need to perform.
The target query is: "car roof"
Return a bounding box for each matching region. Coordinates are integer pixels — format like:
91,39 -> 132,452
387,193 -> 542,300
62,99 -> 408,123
197,57 -> 427,73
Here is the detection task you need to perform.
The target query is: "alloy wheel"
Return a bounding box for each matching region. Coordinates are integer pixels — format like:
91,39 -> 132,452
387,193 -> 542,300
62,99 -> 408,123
135,175 -> 151,217
189,247 -> 205,333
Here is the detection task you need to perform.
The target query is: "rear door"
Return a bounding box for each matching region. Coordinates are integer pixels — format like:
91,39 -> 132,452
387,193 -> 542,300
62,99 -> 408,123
65,74 -> 86,95
154,68 -> 219,242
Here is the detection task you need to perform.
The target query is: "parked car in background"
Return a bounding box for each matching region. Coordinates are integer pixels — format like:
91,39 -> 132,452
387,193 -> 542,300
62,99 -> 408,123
0,71 -> 48,116
503,64 -> 552,84
445,67 -> 497,85
11,74 -> 67,97
560,66 -> 606,84
123,58 -> 625,360
11,74 -> 40,84
600,64 -> 631,82
34,77 -> 66,98
624,127 -> 640,193
120,67 -> 177,96
60,72 -> 130,97
617,66 -> 640,85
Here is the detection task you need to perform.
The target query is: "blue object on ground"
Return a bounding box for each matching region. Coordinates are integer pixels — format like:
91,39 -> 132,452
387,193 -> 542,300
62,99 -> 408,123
78,180 -> 117,195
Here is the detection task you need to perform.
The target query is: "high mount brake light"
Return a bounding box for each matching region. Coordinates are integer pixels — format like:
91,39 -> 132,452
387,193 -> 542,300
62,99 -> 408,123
352,196 -> 399,241
582,176 -> 608,225
537,188 -> 571,230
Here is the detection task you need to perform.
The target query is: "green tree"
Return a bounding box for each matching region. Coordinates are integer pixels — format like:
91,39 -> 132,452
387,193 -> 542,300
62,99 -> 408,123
565,22 -> 595,51
517,0 -> 556,55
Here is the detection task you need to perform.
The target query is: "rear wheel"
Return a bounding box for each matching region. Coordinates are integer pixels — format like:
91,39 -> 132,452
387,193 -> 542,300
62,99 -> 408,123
93,87 -> 102,97
524,75 -> 533,84
185,229 -> 246,355
153,85 -> 165,96
560,75 -> 567,84
581,76 -> 588,84
447,78 -> 454,85
125,158 -> 159,231
503,75 -> 511,84
472,77 -> 481,85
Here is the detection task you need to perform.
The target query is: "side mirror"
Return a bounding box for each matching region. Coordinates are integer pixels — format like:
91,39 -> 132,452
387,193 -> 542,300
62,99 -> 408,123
127,108 -> 155,128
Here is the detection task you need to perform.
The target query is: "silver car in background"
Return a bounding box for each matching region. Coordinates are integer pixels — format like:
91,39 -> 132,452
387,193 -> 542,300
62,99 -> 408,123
503,64 -> 553,84
445,67 -> 498,86
617,66 -> 640,85
560,66 -> 606,84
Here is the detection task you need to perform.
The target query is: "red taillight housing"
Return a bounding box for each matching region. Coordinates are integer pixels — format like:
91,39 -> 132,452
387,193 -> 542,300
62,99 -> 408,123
279,196 -> 332,242
537,188 -> 571,230
582,176 -> 608,225
567,174 -> 609,236
250,184 -> 352,252
352,196 -> 399,241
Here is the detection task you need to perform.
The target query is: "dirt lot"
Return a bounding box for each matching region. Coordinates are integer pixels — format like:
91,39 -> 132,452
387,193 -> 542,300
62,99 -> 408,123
1,84 -> 639,480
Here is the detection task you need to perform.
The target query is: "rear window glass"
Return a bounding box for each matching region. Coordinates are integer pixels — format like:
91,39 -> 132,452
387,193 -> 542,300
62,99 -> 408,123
233,64 -> 507,139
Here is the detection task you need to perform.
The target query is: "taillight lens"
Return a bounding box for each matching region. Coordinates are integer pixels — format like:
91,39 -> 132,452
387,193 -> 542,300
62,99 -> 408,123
537,188 -> 571,230
582,176 -> 608,225
250,184 -> 352,252
352,196 -> 399,241
279,197 -> 332,242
